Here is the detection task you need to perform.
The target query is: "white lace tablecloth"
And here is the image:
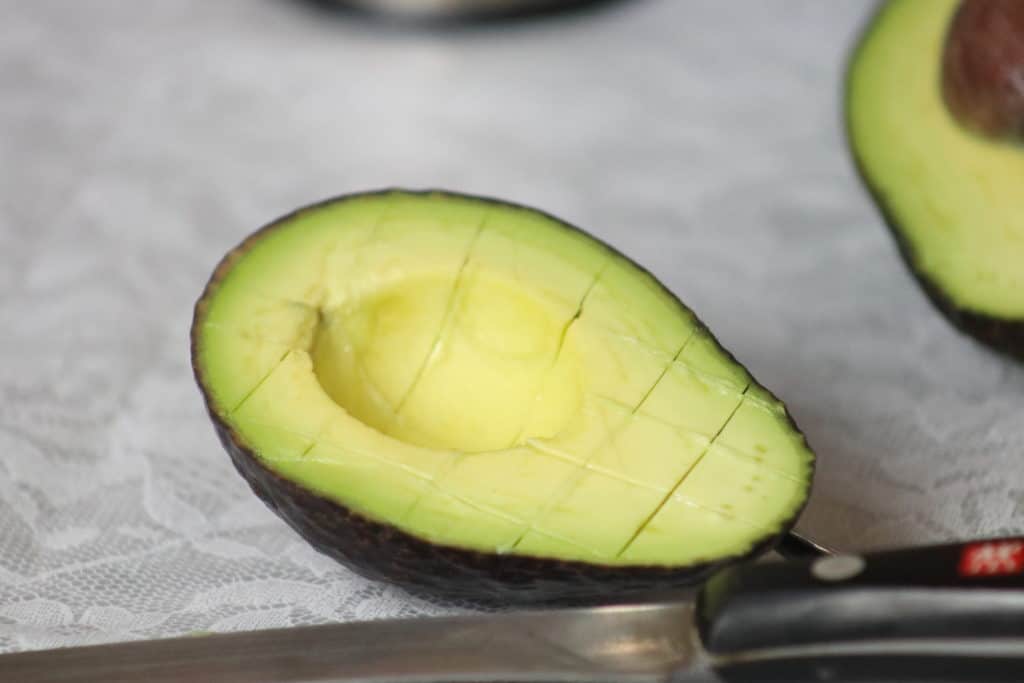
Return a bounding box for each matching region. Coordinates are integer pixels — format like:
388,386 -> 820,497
2,0 -> 1022,655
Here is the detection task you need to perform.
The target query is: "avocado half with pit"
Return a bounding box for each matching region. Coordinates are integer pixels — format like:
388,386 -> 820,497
847,0 -> 1024,359
191,190 -> 814,603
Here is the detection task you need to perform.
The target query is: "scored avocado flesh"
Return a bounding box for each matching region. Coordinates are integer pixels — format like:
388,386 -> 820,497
847,0 -> 1024,321
195,191 -> 812,567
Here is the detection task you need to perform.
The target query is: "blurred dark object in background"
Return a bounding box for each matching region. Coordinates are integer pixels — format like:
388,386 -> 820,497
310,0 -> 628,23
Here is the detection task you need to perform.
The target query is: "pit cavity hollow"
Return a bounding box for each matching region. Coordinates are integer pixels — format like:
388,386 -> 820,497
311,270 -> 584,453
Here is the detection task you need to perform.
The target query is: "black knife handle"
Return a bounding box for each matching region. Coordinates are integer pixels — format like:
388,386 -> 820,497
698,536 -> 1024,682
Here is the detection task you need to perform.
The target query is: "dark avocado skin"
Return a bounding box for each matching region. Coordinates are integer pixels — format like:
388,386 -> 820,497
844,5 -> 1024,362
191,189 -> 814,605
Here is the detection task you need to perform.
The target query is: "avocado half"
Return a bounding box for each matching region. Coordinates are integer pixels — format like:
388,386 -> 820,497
191,190 -> 815,603
847,0 -> 1024,359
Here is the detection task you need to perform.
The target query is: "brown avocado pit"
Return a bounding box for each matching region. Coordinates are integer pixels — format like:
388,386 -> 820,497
943,0 -> 1024,141
191,189 -> 815,603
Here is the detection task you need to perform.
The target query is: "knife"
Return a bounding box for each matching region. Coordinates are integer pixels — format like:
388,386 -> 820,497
3,537 -> 1023,682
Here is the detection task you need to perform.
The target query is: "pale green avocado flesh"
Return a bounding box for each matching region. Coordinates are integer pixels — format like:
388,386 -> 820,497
848,0 -> 1024,320
196,191 -> 812,566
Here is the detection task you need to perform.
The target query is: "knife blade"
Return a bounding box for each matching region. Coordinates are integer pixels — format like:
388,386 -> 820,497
0,602 -> 705,683
4,537 -> 1024,683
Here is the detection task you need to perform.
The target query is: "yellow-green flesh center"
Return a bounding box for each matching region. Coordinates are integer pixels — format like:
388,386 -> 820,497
197,192 -> 812,566
847,0 -> 1024,319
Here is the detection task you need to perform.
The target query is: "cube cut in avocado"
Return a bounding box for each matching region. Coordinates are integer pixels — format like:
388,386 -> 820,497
192,189 -> 815,603
847,0 -> 1024,359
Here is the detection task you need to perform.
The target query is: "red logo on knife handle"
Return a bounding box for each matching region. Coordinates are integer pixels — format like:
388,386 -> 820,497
959,540 -> 1024,577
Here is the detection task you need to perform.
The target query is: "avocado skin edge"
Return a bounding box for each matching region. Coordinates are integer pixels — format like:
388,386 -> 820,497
190,188 -> 814,605
844,4 -> 1024,362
